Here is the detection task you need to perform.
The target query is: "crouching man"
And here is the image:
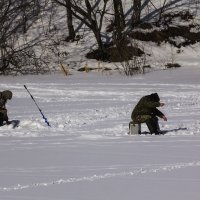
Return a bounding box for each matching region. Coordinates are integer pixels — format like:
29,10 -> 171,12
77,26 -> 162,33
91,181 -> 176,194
131,93 -> 167,135
0,90 -> 13,126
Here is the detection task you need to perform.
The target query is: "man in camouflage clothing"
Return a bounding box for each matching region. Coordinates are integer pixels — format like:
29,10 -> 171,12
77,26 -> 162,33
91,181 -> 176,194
131,93 -> 167,135
0,90 -> 12,126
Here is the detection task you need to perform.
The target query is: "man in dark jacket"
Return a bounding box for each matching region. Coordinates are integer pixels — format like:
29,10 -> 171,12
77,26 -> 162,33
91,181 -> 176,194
131,93 -> 167,135
0,90 -> 12,126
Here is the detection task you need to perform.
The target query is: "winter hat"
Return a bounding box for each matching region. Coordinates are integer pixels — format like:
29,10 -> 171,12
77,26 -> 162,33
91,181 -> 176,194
150,93 -> 160,102
2,90 -> 12,100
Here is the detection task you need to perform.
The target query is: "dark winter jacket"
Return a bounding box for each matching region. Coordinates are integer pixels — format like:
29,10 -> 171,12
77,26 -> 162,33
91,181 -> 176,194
131,93 -> 164,124
0,90 -> 12,108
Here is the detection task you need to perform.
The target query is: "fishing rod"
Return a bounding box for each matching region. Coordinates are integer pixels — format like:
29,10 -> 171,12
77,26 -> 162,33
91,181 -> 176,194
24,85 -> 51,127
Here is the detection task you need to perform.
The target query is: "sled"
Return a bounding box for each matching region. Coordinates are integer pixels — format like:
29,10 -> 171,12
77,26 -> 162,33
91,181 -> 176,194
1,120 -> 20,129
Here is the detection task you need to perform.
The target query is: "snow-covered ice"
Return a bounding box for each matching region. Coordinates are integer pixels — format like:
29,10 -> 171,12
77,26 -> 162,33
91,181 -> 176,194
1,66 -> 200,200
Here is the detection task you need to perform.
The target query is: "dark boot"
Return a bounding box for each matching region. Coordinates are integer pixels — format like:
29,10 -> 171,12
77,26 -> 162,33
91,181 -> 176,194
146,116 -> 160,135
0,113 -> 4,126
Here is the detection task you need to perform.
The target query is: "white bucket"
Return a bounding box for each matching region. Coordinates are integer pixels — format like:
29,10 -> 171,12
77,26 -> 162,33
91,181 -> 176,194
129,122 -> 141,135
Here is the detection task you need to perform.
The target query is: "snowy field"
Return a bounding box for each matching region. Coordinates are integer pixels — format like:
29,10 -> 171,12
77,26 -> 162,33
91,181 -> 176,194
1,66 -> 200,200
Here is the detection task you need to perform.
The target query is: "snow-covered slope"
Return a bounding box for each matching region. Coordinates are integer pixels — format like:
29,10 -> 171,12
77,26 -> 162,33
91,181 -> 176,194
20,0 -> 200,73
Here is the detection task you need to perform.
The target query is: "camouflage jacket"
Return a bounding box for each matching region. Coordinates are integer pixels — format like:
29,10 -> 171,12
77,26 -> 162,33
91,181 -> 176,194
131,94 -> 164,124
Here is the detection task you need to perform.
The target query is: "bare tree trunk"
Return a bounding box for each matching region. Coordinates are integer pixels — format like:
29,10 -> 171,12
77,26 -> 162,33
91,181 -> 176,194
112,0 -> 126,49
93,29 -> 104,52
0,0 -> 47,74
66,0 -> 75,41
113,0 -> 125,30
132,0 -> 141,26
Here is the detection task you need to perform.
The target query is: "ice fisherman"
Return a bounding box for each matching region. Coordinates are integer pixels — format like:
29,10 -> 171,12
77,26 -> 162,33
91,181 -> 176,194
0,90 -> 13,126
131,93 -> 167,135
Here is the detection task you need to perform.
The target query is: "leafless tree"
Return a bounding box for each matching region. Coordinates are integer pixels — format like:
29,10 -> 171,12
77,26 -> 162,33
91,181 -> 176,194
0,0 -> 45,74
54,0 -> 109,54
